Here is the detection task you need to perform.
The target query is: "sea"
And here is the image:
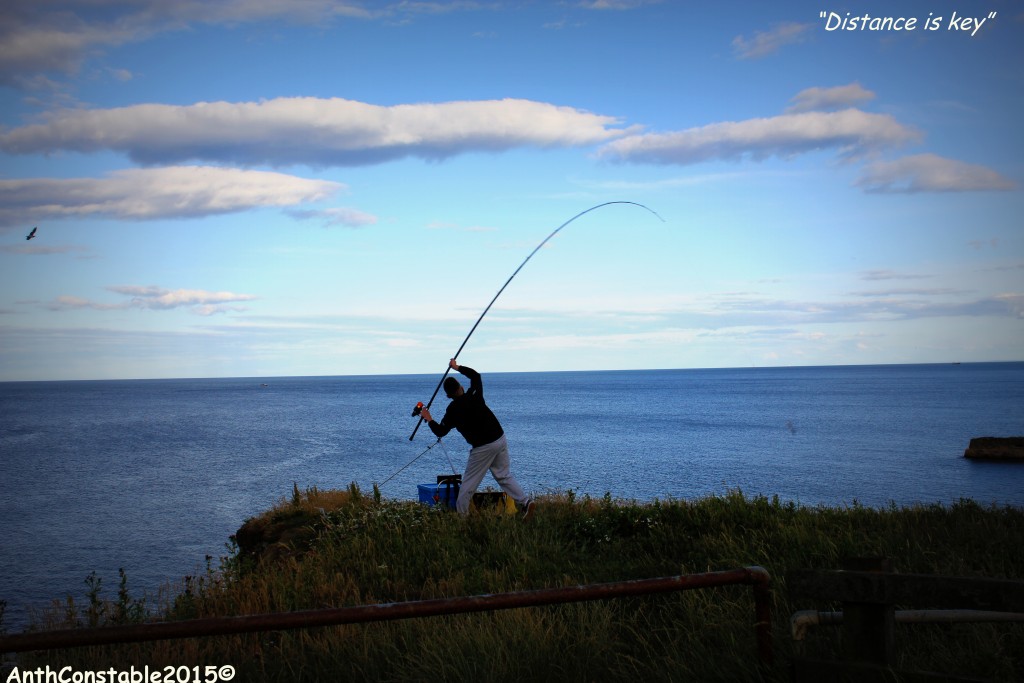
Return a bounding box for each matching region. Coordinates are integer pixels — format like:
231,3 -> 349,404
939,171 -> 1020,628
2,362 -> 1022,632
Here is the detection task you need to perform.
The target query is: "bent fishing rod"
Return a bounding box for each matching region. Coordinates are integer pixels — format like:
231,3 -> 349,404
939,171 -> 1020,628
408,200 -> 663,441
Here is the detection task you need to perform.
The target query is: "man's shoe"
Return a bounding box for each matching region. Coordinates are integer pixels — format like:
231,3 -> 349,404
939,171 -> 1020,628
521,499 -> 536,521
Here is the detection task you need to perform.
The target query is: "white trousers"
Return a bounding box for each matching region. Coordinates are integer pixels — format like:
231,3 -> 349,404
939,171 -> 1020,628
456,434 -> 529,515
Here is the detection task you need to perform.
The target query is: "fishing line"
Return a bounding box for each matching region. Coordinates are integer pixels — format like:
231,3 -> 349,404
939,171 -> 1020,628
408,200 -> 664,441
378,437 -> 444,488
437,438 -> 458,474
377,436 -> 458,488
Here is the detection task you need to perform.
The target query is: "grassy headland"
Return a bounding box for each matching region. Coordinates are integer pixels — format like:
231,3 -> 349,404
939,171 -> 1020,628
12,485 -> 1024,682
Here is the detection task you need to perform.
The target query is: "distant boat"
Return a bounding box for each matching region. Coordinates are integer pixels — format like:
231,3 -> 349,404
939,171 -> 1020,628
260,383 -> 269,387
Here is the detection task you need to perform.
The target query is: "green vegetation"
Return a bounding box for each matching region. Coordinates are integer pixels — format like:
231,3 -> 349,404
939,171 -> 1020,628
15,485 -> 1024,682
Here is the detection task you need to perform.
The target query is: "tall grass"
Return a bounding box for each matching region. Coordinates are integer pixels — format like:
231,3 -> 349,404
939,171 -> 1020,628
15,486 -> 1024,682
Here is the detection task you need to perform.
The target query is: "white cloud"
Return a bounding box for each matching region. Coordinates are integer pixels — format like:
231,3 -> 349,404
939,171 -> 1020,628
709,293 -> 1024,324
46,295 -> 122,312
590,86 -> 1012,195
856,154 -> 1017,193
149,0 -> 373,24
597,109 -> 920,165
0,97 -> 630,167
787,83 -> 876,113
107,285 -> 258,311
107,68 -> 134,82
578,0 -> 663,9
859,269 -> 931,281
732,22 -> 812,60
0,6 -> 140,86
289,207 -> 380,228
45,286 -> 258,314
848,287 -> 964,297
0,2 -> 372,86
0,166 -> 342,227
996,293 -> 1024,318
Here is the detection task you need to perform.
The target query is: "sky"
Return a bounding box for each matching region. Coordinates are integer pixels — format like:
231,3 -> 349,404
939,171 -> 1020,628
0,0 -> 1021,381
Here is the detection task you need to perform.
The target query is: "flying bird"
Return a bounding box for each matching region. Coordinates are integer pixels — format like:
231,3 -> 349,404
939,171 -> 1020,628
26,227 -> 37,240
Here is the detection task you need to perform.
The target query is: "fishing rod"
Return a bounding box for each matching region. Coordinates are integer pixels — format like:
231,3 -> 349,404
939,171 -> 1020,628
408,200 -> 664,441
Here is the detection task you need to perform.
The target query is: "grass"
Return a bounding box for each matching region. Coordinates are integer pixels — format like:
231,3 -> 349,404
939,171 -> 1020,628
9,485 -> 1024,682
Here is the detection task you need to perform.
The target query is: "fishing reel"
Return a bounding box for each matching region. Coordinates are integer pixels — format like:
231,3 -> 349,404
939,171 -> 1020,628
411,401 -> 424,417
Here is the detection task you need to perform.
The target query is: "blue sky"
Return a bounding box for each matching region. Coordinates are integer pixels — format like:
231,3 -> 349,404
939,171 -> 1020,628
1,0 -> 1021,381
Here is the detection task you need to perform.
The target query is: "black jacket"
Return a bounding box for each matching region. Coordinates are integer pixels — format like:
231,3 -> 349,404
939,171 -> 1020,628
428,366 -> 504,448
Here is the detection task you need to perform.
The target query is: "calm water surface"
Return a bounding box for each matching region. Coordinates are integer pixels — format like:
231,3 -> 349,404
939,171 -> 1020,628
2,362 -> 1022,629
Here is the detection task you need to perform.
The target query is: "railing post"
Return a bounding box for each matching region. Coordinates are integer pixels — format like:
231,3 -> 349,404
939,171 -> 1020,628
750,568 -> 774,666
841,557 -> 895,666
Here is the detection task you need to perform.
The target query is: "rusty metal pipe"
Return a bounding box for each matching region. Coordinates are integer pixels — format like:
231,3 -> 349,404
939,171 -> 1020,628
1,566 -> 772,664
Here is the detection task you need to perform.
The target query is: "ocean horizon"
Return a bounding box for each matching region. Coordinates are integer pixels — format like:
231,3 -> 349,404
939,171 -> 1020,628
7,359 -> 1022,385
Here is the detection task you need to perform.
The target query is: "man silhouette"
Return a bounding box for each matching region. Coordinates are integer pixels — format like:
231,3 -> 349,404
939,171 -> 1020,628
420,359 -> 534,519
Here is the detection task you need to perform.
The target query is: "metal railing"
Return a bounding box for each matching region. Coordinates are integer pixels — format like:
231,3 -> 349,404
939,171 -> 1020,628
788,558 -> 1024,681
1,566 -> 773,665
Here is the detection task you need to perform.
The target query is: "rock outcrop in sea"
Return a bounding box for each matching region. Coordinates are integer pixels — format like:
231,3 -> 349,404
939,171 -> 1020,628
963,437 -> 1024,461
